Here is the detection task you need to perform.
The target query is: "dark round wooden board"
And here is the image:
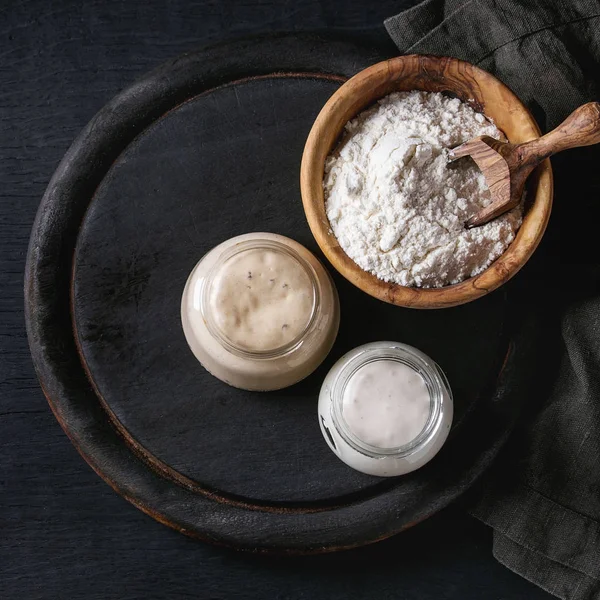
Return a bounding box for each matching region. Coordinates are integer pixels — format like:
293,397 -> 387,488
25,33 -> 526,553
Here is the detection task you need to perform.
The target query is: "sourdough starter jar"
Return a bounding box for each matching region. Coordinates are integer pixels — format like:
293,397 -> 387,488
181,233 -> 340,391
318,342 -> 453,476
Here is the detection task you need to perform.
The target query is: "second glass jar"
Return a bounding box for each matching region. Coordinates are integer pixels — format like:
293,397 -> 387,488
318,342 -> 453,476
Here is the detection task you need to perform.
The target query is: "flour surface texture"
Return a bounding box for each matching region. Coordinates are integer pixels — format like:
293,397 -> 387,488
324,91 -> 522,288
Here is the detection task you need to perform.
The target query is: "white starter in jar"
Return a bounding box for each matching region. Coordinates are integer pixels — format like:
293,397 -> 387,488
181,233 -> 340,391
318,342 -> 453,477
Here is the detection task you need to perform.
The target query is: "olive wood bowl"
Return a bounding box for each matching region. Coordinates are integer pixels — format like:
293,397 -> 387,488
300,55 -> 553,308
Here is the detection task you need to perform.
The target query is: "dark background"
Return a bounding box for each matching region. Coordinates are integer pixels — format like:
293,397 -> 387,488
1,1 -> 553,598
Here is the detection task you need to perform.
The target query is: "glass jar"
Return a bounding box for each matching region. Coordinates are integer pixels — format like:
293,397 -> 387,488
181,233 -> 340,391
318,342 -> 453,476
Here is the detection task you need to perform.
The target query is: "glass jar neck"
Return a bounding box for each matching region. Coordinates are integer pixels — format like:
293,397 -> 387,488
200,239 -> 320,360
330,344 -> 446,458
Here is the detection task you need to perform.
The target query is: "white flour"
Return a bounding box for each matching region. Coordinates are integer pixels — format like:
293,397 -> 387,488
324,91 -> 522,288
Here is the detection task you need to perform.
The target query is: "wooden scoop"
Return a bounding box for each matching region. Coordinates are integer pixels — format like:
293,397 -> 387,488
449,102 -> 600,228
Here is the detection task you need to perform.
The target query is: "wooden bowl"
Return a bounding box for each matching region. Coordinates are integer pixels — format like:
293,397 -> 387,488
300,55 -> 553,308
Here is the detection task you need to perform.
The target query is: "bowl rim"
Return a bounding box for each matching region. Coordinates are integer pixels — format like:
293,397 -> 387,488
300,54 -> 553,308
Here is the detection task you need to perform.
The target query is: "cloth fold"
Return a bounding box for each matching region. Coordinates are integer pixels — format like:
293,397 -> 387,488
385,2 -> 600,599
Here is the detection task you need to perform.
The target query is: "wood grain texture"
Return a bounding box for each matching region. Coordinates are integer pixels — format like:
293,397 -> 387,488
451,136 -> 513,227
465,102 -> 600,227
300,54 -> 554,309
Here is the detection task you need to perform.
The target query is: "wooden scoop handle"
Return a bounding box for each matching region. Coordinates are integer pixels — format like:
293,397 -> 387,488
518,102 -> 600,164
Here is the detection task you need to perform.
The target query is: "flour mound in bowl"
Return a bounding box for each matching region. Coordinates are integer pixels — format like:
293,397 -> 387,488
323,91 -> 522,288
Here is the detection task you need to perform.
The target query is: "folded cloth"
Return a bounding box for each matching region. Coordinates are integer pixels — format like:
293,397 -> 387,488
385,2 -> 600,599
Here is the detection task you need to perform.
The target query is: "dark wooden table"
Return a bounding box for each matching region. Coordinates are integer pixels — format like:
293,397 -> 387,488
1,1 -> 554,598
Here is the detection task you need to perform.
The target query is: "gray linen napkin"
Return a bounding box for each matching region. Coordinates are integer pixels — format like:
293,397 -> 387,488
385,1 -> 600,599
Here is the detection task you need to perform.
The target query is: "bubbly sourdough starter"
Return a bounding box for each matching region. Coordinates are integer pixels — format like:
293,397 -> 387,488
209,248 -> 314,352
342,360 -> 431,448
181,233 -> 340,391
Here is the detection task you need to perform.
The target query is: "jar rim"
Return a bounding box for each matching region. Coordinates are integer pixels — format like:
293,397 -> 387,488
330,342 -> 452,458
200,238 -> 321,359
